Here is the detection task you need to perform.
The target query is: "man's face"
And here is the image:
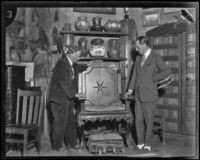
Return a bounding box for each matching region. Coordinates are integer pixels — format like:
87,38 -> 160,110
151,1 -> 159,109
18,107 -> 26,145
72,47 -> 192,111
71,51 -> 81,63
135,40 -> 147,55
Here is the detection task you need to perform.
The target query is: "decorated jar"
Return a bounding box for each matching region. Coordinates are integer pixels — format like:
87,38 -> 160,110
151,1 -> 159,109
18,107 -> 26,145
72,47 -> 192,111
104,19 -> 121,32
89,45 -> 106,57
89,38 -> 105,57
107,39 -> 120,58
78,37 -> 88,57
74,17 -> 90,31
90,16 -> 104,32
62,23 -> 72,31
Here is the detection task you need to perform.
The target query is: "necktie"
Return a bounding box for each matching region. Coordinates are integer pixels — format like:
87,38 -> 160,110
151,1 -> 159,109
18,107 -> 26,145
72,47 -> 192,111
141,55 -> 146,66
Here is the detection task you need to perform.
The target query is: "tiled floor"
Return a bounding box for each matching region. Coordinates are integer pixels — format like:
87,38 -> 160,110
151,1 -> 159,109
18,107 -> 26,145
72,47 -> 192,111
5,134 -> 197,158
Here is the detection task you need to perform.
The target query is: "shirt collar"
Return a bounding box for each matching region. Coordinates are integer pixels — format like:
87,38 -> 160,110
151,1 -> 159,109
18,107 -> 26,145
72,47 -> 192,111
143,48 -> 152,59
66,55 -> 73,66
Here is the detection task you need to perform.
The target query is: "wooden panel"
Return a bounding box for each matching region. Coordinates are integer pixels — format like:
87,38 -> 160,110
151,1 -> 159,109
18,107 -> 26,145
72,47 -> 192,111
16,90 -> 20,124
166,122 -> 178,132
157,105 -> 179,110
162,93 -> 178,98
83,62 -> 121,107
27,96 -> 34,124
5,65 -> 25,124
153,44 -> 178,49
60,31 -> 128,37
33,96 -> 40,124
21,96 -> 28,124
162,56 -> 178,61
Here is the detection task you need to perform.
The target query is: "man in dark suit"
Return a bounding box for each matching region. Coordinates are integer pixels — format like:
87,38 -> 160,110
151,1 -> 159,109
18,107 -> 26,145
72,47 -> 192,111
125,36 -> 172,151
49,46 -> 83,152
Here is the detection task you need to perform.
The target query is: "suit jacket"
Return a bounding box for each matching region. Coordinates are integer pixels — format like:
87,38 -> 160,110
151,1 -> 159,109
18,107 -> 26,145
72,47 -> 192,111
49,55 -> 76,104
129,51 -> 172,102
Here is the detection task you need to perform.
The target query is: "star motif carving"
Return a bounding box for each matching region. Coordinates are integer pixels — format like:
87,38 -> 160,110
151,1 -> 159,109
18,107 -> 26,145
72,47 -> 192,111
93,81 -> 107,93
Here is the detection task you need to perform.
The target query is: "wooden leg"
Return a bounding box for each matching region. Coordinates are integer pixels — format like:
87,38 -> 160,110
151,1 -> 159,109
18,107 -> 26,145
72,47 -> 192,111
125,122 -> 131,148
79,127 -> 84,149
162,118 -> 166,145
36,131 -> 41,154
23,141 -> 27,156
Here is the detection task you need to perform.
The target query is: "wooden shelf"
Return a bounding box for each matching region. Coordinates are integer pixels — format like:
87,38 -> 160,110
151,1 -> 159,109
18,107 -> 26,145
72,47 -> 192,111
163,56 -> 178,61
171,68 -> 179,73
78,57 -> 127,62
157,105 -> 179,110
169,80 -> 179,86
165,118 -> 178,123
153,44 -> 178,49
60,31 -> 129,37
162,93 -> 178,98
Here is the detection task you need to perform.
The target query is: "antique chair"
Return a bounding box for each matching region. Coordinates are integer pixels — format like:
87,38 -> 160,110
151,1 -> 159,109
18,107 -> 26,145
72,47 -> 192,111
153,115 -> 166,145
6,89 -> 44,156
76,60 -> 130,149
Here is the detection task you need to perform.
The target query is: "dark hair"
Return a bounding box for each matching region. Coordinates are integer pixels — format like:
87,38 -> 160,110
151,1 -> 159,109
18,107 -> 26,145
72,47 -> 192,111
136,36 -> 149,46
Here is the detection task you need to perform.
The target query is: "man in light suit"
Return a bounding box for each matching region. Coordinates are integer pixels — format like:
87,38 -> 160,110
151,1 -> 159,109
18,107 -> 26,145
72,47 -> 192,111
125,36 -> 172,151
49,46 -> 83,152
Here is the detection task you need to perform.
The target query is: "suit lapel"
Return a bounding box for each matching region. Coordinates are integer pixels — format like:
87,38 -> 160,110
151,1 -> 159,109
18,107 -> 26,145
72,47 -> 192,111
141,51 -> 154,68
62,55 -> 73,78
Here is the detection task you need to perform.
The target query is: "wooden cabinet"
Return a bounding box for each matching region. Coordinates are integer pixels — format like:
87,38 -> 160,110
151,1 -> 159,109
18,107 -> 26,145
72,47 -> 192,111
60,31 -> 130,146
5,62 -> 26,124
147,22 -> 196,135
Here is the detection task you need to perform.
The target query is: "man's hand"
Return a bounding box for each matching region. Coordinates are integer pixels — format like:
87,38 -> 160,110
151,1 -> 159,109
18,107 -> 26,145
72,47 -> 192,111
75,93 -> 86,99
123,90 -> 133,99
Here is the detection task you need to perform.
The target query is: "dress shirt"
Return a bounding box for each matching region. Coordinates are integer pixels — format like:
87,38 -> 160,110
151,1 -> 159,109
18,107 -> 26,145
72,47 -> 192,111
66,55 -> 74,79
141,48 -> 152,66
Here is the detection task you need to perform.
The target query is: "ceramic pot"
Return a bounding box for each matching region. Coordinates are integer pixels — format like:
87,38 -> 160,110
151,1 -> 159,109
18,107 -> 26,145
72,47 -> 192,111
89,45 -> 106,57
10,49 -> 20,62
62,23 -> 72,31
91,38 -> 104,46
21,49 -> 34,62
74,17 -> 90,31
107,39 -> 120,58
63,34 -> 74,46
90,16 -> 104,32
104,19 -> 121,32
78,37 -> 88,57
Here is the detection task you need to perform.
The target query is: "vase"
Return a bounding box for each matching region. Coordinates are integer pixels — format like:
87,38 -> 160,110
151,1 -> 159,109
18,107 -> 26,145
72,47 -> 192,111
107,39 -> 120,58
62,23 -> 71,31
78,37 -> 88,57
104,19 -> 121,32
89,45 -> 106,57
119,8 -> 137,41
74,17 -> 90,31
21,49 -> 33,62
63,34 -> 74,46
10,49 -> 20,62
90,16 -> 104,32
89,38 -> 105,57
91,38 -> 104,46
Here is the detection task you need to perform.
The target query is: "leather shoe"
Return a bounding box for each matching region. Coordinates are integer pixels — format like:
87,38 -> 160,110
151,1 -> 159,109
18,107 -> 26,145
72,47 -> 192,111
55,147 -> 66,152
73,144 -> 80,149
143,146 -> 151,152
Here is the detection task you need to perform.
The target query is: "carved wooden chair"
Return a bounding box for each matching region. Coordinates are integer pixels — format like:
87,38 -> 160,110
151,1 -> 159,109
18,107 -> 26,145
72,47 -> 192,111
6,89 -> 44,156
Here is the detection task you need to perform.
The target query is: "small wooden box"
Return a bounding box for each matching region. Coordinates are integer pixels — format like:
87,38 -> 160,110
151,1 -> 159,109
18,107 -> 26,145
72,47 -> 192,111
87,133 -> 124,154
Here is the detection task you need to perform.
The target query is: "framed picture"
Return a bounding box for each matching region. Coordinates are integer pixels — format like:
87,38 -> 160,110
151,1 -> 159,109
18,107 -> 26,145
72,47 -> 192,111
143,10 -> 160,27
73,7 -> 116,14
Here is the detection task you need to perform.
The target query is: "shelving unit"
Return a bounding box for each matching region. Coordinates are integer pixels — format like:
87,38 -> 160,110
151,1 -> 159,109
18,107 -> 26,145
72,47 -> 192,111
147,22 -> 196,135
60,30 -> 131,147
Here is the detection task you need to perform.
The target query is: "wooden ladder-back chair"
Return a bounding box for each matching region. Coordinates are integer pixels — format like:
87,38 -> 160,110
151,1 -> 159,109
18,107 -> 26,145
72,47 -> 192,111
6,89 -> 44,156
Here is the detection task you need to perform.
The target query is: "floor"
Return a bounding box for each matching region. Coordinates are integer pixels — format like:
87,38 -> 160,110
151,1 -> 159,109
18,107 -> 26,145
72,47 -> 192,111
5,133 -> 197,158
